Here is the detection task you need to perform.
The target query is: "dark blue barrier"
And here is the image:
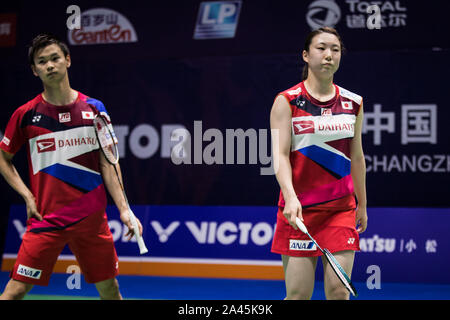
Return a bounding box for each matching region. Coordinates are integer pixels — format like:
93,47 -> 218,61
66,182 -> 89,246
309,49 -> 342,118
2,205 -> 449,283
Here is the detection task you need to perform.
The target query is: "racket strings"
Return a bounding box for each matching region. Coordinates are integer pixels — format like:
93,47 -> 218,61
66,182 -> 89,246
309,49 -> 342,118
94,116 -> 119,164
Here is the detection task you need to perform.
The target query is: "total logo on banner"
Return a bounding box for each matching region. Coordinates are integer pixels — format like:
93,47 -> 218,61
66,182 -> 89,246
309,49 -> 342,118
194,1 -> 242,39
306,0 -> 408,30
68,8 -> 138,45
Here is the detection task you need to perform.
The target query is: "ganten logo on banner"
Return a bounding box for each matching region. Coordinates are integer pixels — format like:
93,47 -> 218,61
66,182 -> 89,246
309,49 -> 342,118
194,1 -> 242,39
67,8 -> 138,45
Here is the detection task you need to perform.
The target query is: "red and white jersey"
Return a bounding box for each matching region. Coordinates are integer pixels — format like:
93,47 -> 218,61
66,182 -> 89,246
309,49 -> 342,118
277,81 -> 363,210
0,92 -> 112,233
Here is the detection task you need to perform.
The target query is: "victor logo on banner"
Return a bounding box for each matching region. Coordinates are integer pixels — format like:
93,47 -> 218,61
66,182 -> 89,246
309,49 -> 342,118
67,8 -> 138,45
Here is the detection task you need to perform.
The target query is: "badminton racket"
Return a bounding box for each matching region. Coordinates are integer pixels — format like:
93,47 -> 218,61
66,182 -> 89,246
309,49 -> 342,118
93,114 -> 148,254
295,217 -> 357,297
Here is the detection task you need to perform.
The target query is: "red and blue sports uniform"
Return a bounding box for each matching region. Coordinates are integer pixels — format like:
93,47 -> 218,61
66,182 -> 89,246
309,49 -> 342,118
271,81 -> 362,257
0,92 -> 119,285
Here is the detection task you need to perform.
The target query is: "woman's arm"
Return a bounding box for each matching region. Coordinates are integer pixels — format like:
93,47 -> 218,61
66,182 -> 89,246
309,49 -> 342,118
350,103 -> 368,233
270,95 -> 302,230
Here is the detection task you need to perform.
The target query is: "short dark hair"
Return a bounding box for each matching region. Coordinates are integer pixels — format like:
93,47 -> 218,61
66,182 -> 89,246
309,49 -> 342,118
28,33 -> 70,66
302,27 -> 346,80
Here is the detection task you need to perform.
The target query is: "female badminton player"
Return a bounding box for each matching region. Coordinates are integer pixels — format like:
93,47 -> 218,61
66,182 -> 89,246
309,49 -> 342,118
270,27 -> 367,300
0,33 -> 143,300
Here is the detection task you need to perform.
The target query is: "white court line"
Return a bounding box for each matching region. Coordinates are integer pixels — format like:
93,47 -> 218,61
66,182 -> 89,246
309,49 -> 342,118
2,253 -> 282,266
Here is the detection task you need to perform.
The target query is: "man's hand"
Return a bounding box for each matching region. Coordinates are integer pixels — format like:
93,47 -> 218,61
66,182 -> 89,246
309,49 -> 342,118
120,209 -> 143,241
25,196 -> 42,221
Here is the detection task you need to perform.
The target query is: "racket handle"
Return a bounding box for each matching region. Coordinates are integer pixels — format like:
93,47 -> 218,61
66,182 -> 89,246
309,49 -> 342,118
295,217 -> 308,234
129,209 -> 148,254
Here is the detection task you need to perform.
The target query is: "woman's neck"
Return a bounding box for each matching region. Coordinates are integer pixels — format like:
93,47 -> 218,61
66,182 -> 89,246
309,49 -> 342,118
303,74 -> 335,102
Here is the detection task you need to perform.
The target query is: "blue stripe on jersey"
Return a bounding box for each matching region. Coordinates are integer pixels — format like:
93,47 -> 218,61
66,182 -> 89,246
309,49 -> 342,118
297,145 -> 351,178
86,98 -> 107,114
41,163 -> 103,192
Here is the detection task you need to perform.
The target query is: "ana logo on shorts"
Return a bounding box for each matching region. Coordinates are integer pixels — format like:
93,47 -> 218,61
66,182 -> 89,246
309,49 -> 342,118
289,240 -> 317,251
17,264 -> 42,279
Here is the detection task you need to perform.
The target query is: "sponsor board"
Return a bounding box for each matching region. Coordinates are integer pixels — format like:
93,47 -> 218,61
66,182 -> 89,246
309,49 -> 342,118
67,8 -> 138,45
2,205 -> 450,283
194,1 -> 242,39
306,0 -> 408,30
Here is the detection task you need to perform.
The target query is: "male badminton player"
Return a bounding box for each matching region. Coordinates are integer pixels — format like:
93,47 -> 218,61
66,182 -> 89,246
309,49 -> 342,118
270,27 -> 367,300
0,33 -> 143,300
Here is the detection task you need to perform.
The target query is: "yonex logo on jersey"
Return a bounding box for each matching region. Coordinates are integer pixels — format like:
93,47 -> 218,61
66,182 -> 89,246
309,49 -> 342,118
289,240 -> 316,251
32,115 -> 42,123
342,101 -> 353,110
293,121 -> 315,135
36,138 -> 56,153
59,112 -> 71,123
17,264 -> 42,279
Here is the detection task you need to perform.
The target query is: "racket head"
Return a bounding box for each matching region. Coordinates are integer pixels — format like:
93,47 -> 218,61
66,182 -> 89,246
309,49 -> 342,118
93,115 -> 119,165
323,248 -> 358,297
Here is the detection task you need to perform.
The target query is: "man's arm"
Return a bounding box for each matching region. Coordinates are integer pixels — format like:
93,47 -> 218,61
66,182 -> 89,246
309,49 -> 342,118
0,149 -> 42,221
98,151 -> 142,239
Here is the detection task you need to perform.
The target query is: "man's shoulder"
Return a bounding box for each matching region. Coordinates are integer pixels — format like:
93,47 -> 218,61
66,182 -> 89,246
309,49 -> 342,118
78,92 -> 107,113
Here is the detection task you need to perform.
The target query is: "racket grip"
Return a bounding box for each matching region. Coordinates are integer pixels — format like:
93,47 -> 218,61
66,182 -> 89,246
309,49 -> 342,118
295,217 -> 308,234
129,209 -> 148,254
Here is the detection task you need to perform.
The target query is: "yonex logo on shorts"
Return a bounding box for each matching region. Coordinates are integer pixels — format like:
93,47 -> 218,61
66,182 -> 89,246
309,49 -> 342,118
17,264 -> 42,279
289,240 -> 317,251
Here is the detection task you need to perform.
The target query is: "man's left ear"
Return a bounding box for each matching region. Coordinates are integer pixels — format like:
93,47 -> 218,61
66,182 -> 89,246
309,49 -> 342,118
31,65 -> 39,77
66,55 -> 71,68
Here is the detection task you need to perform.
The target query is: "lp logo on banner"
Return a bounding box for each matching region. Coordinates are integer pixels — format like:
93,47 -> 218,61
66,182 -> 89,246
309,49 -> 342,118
193,1 -> 242,39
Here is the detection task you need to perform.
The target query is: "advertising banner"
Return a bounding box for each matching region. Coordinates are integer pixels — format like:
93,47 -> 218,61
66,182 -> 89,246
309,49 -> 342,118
2,205 -> 449,283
